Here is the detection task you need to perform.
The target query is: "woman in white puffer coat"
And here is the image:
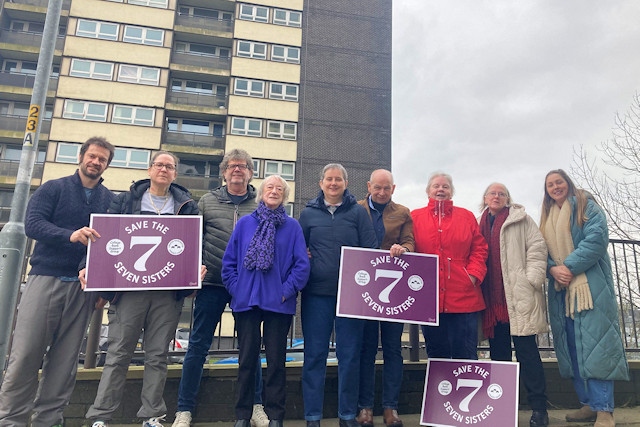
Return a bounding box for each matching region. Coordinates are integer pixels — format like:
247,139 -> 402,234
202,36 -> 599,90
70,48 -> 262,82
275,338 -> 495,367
478,183 -> 549,427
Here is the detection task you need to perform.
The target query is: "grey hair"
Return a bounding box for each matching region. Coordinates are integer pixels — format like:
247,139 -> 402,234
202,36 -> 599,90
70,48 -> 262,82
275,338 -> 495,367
256,175 -> 290,205
219,149 -> 253,179
479,182 -> 512,211
426,172 -> 455,197
150,150 -> 179,167
320,163 -> 348,181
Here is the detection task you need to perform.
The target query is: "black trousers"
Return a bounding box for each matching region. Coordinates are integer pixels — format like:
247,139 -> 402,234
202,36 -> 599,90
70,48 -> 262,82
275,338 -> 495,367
234,308 -> 293,420
489,322 -> 548,411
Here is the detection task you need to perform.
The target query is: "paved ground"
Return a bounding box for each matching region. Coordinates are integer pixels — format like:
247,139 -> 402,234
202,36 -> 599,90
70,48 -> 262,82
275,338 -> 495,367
107,407 -> 640,426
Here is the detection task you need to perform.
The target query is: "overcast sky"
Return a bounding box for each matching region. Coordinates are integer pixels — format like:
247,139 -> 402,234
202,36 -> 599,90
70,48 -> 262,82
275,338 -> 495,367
390,1 -> 640,222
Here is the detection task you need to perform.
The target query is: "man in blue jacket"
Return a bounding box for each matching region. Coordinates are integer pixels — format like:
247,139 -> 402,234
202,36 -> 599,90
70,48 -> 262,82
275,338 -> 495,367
0,137 -> 115,427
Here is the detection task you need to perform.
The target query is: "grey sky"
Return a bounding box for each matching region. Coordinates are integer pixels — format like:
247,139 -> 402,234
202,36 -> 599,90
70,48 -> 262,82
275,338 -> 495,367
391,0 -> 640,222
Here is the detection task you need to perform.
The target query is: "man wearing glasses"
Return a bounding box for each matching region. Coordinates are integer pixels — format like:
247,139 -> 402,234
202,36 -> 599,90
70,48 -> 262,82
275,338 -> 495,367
172,149 -> 267,427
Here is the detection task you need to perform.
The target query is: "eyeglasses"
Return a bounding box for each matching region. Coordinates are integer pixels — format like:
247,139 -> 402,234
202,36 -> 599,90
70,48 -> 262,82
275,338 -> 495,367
486,191 -> 507,198
226,164 -> 249,171
151,162 -> 176,171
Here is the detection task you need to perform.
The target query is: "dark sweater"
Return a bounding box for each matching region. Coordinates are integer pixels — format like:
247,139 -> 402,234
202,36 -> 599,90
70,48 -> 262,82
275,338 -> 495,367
25,171 -> 113,277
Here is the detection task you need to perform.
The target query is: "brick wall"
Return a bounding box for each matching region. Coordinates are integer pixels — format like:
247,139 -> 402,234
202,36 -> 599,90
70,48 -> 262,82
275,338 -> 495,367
63,360 -> 640,426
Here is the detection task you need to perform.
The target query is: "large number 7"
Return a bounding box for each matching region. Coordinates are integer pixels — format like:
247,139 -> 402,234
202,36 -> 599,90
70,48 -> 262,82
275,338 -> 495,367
456,378 -> 483,412
375,269 -> 403,303
130,236 -> 162,272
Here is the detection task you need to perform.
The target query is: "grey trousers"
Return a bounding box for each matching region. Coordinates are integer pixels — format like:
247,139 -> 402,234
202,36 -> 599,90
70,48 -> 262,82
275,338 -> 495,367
85,291 -> 183,421
0,275 -> 96,427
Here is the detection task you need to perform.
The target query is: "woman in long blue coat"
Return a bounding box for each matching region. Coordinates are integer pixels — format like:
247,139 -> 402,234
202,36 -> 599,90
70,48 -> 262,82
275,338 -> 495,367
540,169 -> 628,427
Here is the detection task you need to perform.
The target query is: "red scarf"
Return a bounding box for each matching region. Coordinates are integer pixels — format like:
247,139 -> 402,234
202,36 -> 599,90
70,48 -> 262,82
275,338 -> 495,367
479,206 -> 510,339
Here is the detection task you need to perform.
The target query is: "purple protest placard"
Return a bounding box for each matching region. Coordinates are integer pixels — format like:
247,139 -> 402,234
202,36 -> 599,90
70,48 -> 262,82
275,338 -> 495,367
337,247 -> 438,325
421,358 -> 519,427
85,214 -> 202,291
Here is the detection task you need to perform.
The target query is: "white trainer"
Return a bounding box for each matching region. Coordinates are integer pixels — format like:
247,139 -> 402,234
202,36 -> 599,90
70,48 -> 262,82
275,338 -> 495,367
143,414 -> 167,427
91,422 -> 109,427
251,404 -> 269,427
172,411 -> 192,427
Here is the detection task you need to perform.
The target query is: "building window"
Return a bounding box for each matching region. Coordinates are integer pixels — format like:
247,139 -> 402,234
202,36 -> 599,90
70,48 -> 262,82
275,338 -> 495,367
111,148 -> 150,168
167,118 -> 224,136
271,45 -> 300,64
112,105 -> 155,126
56,142 -> 80,163
123,25 -> 164,46
234,78 -> 264,97
231,117 -> 262,137
118,64 -> 160,85
10,20 -> 45,33
70,58 -> 114,80
179,6 -> 233,21
76,19 -> 118,41
265,160 -> 295,180
283,204 -> 293,217
252,159 -> 260,178
273,9 -> 301,27
172,79 -> 227,96
175,42 -> 230,58
237,41 -> 267,60
269,82 -> 298,102
128,0 -> 168,8
1,145 -> 45,163
239,4 -> 268,23
267,121 -> 296,140
63,100 -> 107,122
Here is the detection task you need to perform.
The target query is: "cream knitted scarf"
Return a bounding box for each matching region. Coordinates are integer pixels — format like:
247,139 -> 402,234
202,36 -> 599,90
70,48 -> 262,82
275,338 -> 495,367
543,201 -> 593,318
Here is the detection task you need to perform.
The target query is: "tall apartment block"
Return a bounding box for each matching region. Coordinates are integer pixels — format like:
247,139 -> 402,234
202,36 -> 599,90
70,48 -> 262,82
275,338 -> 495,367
0,0 -> 391,220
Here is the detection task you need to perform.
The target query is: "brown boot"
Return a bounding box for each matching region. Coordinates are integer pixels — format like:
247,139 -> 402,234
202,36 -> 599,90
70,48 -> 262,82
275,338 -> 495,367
383,408 -> 403,427
565,405 -> 597,422
356,408 -> 373,427
594,411 -> 615,427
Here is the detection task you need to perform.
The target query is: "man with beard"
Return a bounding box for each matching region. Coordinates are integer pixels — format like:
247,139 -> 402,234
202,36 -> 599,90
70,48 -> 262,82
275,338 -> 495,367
0,137 -> 115,427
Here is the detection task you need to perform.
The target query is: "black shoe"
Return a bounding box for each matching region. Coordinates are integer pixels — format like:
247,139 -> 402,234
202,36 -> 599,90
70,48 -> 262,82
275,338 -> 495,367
339,419 -> 360,427
307,421 -> 321,427
269,421 -> 284,427
530,410 -> 549,427
234,420 -> 251,427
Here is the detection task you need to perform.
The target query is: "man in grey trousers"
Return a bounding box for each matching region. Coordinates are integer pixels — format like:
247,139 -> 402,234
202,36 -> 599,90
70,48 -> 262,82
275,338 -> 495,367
0,137 -> 115,427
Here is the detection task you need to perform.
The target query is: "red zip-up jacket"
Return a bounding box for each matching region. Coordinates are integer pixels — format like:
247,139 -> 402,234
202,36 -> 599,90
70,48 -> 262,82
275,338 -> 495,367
411,199 -> 488,313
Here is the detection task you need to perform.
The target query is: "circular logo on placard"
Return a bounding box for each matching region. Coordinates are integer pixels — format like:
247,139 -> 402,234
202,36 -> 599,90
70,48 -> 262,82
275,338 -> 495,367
355,270 -> 370,286
167,239 -> 185,255
438,380 -> 452,396
487,383 -> 503,399
106,239 -> 124,256
407,275 -> 424,291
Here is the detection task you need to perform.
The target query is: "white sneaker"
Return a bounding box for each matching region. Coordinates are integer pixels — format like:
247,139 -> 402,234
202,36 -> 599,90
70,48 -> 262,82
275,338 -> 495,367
91,422 -> 109,427
251,404 -> 269,427
143,414 -> 167,427
172,411 -> 192,427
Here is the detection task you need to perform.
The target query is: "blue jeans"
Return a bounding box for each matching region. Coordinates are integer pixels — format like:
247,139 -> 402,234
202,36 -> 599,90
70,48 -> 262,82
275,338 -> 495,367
301,294 -> 336,421
565,317 -> 614,412
358,320 -> 404,410
177,286 -> 263,412
421,312 -> 479,359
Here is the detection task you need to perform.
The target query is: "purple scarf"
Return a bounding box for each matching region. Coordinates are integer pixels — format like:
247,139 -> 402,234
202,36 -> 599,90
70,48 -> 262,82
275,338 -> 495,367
243,201 -> 287,271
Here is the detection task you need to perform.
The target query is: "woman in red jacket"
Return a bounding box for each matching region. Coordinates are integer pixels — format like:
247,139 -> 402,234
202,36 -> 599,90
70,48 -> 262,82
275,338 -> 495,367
411,172 -> 488,360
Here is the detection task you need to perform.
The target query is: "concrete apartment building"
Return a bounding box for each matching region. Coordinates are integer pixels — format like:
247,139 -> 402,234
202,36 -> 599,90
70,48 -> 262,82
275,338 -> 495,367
0,0 -> 391,220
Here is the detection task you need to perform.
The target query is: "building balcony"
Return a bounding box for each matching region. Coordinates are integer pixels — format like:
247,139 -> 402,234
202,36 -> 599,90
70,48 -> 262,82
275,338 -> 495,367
0,28 -> 65,51
174,174 -> 221,192
167,91 -> 227,110
5,0 -> 71,8
0,159 -> 43,182
175,13 -> 233,34
0,114 -> 51,136
0,71 -> 59,93
171,51 -> 231,72
164,130 -> 225,149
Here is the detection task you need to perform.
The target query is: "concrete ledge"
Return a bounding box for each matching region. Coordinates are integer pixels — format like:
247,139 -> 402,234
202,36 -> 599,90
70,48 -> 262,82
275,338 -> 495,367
64,359 -> 640,427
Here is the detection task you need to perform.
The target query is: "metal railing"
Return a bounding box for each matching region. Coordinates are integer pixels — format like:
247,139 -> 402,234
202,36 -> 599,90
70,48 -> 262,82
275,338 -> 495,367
78,239 -> 640,367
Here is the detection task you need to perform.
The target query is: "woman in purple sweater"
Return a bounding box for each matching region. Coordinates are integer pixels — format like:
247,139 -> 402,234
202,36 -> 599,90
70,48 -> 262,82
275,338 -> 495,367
222,175 -> 310,427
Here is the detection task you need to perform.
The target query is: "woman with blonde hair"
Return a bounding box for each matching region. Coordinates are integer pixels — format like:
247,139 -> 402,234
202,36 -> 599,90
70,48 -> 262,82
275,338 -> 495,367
540,169 -> 628,427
